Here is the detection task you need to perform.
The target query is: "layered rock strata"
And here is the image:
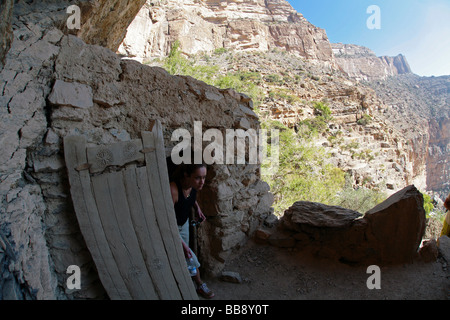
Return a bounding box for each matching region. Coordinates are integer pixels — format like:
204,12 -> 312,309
332,43 -> 412,81
368,74 -> 450,199
118,0 -> 335,66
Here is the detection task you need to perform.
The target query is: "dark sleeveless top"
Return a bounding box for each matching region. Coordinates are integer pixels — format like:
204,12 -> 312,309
174,181 -> 197,226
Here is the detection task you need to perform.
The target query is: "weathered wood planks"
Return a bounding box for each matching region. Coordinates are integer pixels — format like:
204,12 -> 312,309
86,139 -> 144,173
64,135 -> 130,300
64,120 -> 198,300
142,122 -> 199,299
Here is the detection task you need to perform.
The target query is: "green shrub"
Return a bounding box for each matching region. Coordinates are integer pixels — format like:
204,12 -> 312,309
237,71 -> 262,83
421,192 -> 434,215
357,114 -> 372,126
268,88 -> 300,104
214,47 -> 228,55
265,74 -> 283,84
261,119 -> 346,215
313,101 -> 332,121
298,116 -> 328,138
295,102 -> 333,138
334,185 -> 387,213
164,41 -> 219,84
162,42 -> 263,106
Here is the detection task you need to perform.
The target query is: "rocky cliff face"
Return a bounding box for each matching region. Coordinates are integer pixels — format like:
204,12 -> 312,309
368,74 -> 450,199
428,116 -> 450,196
118,0 -> 335,66
202,50 -> 423,194
332,43 -> 412,81
0,0 -> 152,299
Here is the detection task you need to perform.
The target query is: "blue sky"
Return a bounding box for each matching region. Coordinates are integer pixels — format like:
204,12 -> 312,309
287,0 -> 450,76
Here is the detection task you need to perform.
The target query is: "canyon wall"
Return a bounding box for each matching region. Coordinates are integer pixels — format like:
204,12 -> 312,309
118,0 -> 449,197
118,0 -> 335,66
241,51 -> 423,194
331,43 -> 448,199
427,116 -> 450,197
118,0 -> 433,196
368,74 -> 450,199
332,43 -> 412,81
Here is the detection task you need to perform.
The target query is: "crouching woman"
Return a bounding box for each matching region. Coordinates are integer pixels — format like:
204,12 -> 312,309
170,163 -> 215,299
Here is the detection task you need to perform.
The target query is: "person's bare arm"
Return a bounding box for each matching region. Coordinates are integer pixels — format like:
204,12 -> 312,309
194,201 -> 206,222
170,182 -> 192,258
170,182 -> 178,205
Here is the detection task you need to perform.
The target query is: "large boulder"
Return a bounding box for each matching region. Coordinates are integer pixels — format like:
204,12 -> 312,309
281,185 -> 426,265
437,235 -> 450,263
363,185 -> 426,264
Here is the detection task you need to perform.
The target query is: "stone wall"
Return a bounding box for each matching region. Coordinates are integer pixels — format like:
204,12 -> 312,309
0,2 -> 273,299
1,5 -> 63,300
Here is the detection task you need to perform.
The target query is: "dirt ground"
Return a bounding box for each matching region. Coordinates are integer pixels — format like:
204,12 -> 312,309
203,240 -> 450,300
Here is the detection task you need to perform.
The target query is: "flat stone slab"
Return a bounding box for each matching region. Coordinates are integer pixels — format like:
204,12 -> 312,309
48,80 -> 93,109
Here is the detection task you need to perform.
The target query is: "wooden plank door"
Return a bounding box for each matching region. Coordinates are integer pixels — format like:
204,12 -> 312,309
64,120 -> 198,300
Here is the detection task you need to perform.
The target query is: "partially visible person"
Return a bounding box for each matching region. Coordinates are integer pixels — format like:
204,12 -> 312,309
170,163 -> 215,299
440,193 -> 450,238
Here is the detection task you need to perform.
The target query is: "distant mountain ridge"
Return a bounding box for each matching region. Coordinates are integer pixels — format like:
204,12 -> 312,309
119,0 -> 414,82
332,43 -> 412,81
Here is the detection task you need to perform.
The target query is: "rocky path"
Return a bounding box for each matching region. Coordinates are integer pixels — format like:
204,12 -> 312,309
203,240 -> 450,300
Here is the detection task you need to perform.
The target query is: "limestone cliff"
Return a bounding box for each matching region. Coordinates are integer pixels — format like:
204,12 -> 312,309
7,0 -> 146,53
428,116 -> 450,196
368,74 -> 450,199
118,0 -> 335,66
76,0 -> 147,51
118,0 -> 448,199
332,43 -> 412,81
